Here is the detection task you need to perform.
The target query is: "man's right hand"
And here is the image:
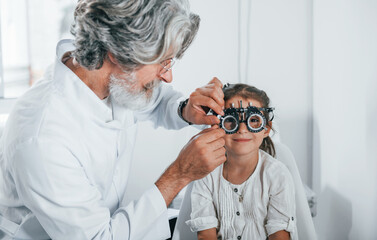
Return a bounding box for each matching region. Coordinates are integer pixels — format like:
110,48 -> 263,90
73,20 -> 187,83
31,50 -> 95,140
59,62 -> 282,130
155,125 -> 226,206
175,125 -> 226,182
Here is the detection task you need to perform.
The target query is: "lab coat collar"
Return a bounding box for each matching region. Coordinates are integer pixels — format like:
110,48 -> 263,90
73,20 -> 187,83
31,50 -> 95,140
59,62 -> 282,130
53,39 -> 127,127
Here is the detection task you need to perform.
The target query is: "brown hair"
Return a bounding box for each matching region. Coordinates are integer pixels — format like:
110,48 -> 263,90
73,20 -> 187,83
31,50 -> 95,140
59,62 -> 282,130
223,83 -> 276,157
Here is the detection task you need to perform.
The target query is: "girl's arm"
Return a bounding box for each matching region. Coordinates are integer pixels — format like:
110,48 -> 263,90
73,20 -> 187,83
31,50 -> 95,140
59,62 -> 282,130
198,228 -> 217,240
268,230 -> 290,240
265,161 -> 297,239
186,174 -> 219,236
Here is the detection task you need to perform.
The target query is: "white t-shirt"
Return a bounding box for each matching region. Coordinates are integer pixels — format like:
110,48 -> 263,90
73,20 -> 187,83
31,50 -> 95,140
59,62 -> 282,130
186,150 -> 298,240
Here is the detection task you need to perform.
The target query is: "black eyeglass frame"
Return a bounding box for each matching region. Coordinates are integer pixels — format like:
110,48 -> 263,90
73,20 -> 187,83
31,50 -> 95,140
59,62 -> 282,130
218,105 -> 275,134
210,83 -> 275,134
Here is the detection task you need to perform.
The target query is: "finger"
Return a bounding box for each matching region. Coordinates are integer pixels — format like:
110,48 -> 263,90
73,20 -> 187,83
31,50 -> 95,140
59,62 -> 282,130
212,146 -> 226,159
209,77 -> 223,88
215,155 -> 227,165
195,87 -> 224,112
213,85 -> 225,108
192,104 -> 207,115
202,83 -> 225,105
207,137 -> 225,151
197,128 -> 225,143
190,125 -> 216,141
196,115 -> 220,125
191,95 -> 224,117
192,124 -> 219,137
190,92 -> 223,115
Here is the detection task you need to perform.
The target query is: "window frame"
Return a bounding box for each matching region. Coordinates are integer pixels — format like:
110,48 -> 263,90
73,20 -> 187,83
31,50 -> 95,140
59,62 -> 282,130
0,0 -> 4,98
0,1 -> 17,108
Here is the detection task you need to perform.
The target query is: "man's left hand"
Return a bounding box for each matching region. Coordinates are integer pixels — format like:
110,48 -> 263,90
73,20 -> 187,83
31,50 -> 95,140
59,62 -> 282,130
182,77 -> 225,125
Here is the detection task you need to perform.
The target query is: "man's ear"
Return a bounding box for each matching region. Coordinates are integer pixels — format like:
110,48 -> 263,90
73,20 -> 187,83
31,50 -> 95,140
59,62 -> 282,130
107,52 -> 118,65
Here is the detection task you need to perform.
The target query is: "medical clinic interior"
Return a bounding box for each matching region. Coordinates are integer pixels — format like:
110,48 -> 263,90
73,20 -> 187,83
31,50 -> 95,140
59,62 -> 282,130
0,0 -> 376,239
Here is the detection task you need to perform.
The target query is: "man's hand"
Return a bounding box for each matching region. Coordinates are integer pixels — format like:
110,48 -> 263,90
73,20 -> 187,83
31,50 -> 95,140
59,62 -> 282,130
155,125 -> 226,206
182,77 -> 225,125
175,125 -> 226,181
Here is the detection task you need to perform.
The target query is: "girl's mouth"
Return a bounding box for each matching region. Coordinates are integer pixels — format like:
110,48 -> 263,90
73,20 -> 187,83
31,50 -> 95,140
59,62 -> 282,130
233,138 -> 251,142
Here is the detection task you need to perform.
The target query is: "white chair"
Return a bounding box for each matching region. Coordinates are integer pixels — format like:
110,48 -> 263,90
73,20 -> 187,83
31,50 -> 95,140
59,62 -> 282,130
172,142 -> 317,240
0,114 -> 9,138
273,142 -> 317,239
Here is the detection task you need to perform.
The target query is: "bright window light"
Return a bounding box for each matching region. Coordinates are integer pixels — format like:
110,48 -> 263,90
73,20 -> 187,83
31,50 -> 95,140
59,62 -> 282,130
0,0 -> 75,98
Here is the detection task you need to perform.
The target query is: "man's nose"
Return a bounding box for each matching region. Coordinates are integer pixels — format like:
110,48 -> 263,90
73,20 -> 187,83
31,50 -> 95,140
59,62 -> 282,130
159,70 -> 173,83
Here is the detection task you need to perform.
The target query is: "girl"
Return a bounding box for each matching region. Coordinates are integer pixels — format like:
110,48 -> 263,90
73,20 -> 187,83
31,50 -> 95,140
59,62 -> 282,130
186,83 -> 297,240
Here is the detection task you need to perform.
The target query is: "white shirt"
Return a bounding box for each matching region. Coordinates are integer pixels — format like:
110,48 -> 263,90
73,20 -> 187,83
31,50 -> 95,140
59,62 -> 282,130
186,150 -> 298,240
0,40 -> 188,240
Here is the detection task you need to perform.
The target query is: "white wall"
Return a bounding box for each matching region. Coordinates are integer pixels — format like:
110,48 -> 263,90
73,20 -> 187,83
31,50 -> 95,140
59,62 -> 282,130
312,0 -> 377,238
243,0 -> 313,186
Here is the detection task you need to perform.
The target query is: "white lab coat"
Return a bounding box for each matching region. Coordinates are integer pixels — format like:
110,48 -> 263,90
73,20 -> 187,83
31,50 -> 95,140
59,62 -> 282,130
0,40 -> 188,240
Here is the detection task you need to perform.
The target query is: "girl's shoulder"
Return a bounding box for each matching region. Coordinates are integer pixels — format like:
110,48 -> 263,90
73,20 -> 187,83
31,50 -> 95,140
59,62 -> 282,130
260,150 -> 285,168
259,150 -> 292,180
208,164 -> 223,178
195,164 -> 223,185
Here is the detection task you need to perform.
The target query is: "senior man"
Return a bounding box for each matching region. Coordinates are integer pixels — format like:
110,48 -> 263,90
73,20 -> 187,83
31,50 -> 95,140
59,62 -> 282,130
0,0 -> 226,239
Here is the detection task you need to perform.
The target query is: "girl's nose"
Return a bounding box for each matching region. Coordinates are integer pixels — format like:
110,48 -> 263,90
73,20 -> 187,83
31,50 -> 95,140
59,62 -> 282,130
237,122 -> 248,134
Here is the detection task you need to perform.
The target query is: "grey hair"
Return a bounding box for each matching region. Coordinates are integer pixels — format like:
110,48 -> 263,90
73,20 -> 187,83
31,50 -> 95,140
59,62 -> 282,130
71,0 -> 200,71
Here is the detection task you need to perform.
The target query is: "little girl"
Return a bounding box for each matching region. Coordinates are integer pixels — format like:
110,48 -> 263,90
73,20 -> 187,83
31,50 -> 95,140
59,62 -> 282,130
186,83 -> 297,240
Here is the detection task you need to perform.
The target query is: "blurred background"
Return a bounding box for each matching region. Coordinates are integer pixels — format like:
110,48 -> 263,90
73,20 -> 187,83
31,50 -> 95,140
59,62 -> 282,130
0,0 -> 376,239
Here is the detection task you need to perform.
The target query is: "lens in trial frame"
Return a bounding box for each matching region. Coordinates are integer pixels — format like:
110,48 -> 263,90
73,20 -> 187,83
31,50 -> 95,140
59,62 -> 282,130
222,115 -> 238,133
247,113 -> 265,132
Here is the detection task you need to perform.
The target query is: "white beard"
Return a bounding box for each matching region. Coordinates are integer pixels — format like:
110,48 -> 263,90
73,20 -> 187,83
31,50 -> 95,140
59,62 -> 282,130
109,71 -> 161,111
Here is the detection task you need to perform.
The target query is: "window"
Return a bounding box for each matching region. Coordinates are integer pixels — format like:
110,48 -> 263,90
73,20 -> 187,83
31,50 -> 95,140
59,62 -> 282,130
0,0 -> 75,98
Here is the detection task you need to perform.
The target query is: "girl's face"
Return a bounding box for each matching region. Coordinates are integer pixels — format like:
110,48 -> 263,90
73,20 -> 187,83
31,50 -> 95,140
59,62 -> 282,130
224,97 -> 271,157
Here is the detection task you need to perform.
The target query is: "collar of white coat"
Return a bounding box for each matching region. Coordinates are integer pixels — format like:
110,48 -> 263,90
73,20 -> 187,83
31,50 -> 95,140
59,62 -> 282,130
54,39 -> 130,129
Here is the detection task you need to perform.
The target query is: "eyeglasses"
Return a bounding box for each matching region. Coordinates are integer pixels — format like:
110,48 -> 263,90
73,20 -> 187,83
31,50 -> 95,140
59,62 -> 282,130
159,58 -> 175,76
218,101 -> 275,134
